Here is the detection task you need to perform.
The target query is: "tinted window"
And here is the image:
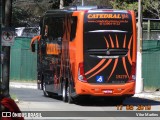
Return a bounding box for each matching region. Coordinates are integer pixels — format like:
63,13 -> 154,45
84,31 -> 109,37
70,17 -> 77,41
43,17 -> 64,41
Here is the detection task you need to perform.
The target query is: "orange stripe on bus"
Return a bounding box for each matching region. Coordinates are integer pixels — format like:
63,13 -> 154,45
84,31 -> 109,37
85,59 -> 106,76
122,57 -> 129,77
131,11 -> 137,63
128,35 -> 133,65
116,35 -> 119,48
109,34 -> 114,48
104,36 -> 109,48
87,59 -> 112,79
107,59 -> 118,81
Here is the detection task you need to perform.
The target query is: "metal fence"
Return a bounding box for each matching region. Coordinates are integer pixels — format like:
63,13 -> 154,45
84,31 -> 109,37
142,40 -> 160,88
10,37 -> 37,81
143,19 -> 160,40
142,19 -> 160,88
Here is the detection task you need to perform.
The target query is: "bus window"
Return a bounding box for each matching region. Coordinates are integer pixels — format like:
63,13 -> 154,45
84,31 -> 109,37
70,17 -> 77,41
43,17 -> 64,41
54,18 -> 64,39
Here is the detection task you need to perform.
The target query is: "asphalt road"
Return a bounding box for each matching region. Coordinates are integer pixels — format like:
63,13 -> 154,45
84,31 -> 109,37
10,87 -> 160,120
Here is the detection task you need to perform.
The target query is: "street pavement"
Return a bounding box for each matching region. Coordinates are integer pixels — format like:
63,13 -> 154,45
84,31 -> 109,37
10,81 -> 160,101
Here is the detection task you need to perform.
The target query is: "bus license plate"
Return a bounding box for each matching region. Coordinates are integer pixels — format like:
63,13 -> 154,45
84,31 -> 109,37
103,90 -> 113,94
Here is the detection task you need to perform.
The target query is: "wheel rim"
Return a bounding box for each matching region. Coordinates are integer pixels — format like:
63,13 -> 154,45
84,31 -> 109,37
67,84 -> 73,103
43,83 -> 45,91
62,84 -> 65,99
67,86 -> 69,98
43,83 -> 48,96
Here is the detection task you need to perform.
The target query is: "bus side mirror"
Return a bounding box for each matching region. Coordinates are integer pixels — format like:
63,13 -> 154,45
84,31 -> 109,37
31,44 -> 35,52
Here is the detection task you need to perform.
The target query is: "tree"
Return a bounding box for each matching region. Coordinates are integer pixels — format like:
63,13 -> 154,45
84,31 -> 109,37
143,0 -> 160,19
110,0 -> 160,19
12,7 -> 31,27
12,0 -> 52,27
110,0 -> 138,14
71,0 -> 111,6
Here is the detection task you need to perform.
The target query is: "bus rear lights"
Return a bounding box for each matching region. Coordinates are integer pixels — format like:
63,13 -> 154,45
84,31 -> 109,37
78,62 -> 87,82
128,62 -> 136,82
102,89 -> 113,94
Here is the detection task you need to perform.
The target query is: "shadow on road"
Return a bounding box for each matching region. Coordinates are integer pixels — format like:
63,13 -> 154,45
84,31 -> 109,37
11,87 -> 160,107
71,97 -> 160,107
124,97 -> 160,106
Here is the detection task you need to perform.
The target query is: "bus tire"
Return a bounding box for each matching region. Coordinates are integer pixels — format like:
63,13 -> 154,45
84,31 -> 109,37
62,81 -> 68,102
67,84 -> 74,104
43,82 -> 50,97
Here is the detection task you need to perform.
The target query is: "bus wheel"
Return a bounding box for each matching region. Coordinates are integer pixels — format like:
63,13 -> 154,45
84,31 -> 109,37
67,84 -> 74,104
43,82 -> 50,97
62,81 -> 68,102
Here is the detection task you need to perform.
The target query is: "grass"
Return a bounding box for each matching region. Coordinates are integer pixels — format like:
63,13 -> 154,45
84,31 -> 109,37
11,94 -> 19,103
11,94 -> 17,100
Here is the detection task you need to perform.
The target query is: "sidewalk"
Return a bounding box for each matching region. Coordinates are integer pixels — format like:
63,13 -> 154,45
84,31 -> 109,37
10,82 -> 160,101
10,81 -> 37,89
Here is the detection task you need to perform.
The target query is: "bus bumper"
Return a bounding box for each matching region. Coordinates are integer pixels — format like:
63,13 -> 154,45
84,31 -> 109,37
75,81 -> 135,97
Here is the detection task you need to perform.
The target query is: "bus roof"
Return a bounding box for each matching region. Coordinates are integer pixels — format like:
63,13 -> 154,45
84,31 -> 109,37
44,6 -> 132,17
45,6 -> 113,14
63,6 -> 113,11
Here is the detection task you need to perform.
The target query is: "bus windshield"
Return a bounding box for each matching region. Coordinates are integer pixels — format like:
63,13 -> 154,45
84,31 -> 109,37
83,11 -> 134,84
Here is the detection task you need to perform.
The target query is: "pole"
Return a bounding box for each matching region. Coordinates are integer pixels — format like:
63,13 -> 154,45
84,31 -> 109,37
0,0 -> 2,95
1,0 -> 12,97
82,0 -> 84,6
136,0 -> 143,93
59,0 -> 64,9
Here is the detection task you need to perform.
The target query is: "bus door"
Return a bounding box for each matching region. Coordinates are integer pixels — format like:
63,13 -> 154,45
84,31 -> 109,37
83,11 -> 136,84
42,16 -> 63,93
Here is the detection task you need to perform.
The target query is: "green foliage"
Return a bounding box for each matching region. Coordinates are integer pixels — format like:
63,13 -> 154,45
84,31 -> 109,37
71,0 -> 111,6
12,7 -> 31,27
110,0 -> 160,18
11,94 -> 17,100
110,0 -> 138,13
143,0 -> 160,18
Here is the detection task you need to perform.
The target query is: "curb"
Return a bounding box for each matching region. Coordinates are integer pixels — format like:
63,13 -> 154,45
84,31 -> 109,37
134,93 -> 160,100
10,82 -> 37,89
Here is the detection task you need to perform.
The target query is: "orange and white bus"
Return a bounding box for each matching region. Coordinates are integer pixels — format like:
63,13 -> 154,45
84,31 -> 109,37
31,6 -> 137,104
